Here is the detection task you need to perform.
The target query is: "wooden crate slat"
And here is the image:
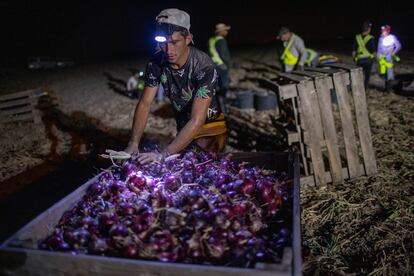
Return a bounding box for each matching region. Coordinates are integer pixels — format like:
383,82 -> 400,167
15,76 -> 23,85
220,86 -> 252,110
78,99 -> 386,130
326,63 -> 359,70
0,89 -> 40,101
0,98 -> 32,109
314,77 -> 343,183
278,84 -> 298,100
0,247 -> 290,276
332,72 -> 363,178
278,72 -> 307,83
350,69 -> 378,175
291,97 -> 309,176
0,105 -> 33,116
30,96 -> 42,124
297,80 -> 326,186
291,71 -> 325,78
0,112 -> 35,123
305,67 -> 342,74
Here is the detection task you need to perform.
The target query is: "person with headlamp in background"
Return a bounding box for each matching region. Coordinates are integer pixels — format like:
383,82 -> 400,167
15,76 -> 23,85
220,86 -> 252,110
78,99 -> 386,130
377,25 -> 402,92
125,8 -> 227,164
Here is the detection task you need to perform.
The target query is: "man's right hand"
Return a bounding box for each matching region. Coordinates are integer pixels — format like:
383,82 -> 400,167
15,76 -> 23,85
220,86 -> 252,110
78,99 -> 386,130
125,141 -> 139,155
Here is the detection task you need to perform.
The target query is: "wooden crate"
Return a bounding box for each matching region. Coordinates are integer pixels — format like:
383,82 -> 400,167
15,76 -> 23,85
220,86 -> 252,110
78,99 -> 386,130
254,64 -> 377,186
0,152 -> 302,276
0,89 -> 46,124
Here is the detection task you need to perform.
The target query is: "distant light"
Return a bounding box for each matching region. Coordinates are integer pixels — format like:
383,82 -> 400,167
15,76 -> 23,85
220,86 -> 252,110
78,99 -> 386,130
155,36 -> 167,42
139,71 -> 144,77
382,35 -> 395,47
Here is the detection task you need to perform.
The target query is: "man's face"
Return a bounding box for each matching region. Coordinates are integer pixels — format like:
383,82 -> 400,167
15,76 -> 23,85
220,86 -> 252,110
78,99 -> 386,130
381,30 -> 390,37
159,31 -> 191,64
218,30 -> 228,37
280,32 -> 291,42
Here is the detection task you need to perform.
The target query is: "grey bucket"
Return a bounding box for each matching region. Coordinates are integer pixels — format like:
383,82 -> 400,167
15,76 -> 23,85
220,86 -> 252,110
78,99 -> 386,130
232,91 -> 255,109
254,92 -> 277,111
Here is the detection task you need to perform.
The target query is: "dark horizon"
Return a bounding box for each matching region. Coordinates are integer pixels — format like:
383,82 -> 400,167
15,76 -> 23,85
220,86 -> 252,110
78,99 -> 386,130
2,0 -> 413,64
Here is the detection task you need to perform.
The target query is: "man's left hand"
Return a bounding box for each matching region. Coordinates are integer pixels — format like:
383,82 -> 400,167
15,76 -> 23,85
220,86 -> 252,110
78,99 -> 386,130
137,152 -> 162,164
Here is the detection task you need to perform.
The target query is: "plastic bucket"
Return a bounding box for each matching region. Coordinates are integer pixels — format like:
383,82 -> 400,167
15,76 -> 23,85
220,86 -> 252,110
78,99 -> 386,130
254,92 -> 277,111
232,91 -> 255,109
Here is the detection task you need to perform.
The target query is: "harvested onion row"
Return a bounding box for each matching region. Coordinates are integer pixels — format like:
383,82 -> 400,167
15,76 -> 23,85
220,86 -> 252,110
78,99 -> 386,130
40,151 -> 291,267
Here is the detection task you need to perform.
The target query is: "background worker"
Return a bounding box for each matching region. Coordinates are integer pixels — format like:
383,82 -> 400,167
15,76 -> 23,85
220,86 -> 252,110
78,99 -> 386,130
377,24 -> 402,92
208,23 -> 232,114
127,71 -> 144,98
304,48 -> 319,68
352,21 -> 376,89
278,27 -> 307,72
125,9 -> 227,163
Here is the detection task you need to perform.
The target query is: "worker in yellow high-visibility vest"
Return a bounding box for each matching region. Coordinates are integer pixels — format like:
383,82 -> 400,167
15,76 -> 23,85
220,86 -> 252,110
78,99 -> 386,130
277,27 -> 307,72
305,48 -> 319,68
352,21 -> 376,89
208,23 -> 232,114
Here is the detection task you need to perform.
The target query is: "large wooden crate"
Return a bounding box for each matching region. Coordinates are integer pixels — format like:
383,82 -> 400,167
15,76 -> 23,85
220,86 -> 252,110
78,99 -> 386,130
255,64 -> 377,186
0,152 -> 301,276
0,89 -> 46,124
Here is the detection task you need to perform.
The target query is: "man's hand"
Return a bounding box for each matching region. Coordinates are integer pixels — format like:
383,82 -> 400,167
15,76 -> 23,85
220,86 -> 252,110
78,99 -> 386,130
296,64 -> 304,71
137,152 -> 163,164
125,141 -> 139,155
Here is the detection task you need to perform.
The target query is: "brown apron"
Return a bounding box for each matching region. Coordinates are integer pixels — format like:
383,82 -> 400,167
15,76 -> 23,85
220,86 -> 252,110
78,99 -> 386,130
193,114 -> 227,152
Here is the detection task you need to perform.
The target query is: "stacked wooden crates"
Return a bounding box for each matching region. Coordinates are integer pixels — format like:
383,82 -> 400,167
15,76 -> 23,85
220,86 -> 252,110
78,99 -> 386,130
258,63 -> 377,186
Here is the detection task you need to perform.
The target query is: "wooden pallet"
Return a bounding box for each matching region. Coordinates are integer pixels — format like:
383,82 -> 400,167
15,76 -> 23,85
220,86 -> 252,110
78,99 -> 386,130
256,64 -> 377,186
0,89 -> 46,124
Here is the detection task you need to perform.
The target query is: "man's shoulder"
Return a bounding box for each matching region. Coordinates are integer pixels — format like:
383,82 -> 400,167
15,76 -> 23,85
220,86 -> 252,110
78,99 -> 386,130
293,33 -> 304,42
190,47 -> 215,69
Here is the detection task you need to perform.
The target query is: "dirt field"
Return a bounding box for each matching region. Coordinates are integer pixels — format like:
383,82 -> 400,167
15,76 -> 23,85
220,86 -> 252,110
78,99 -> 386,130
1,47 -> 413,274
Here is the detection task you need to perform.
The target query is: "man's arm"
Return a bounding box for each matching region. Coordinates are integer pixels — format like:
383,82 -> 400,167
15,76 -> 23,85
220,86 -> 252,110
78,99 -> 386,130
393,35 -> 402,55
137,96 -> 211,164
367,37 -> 376,57
166,97 -> 211,154
296,37 -> 308,66
125,86 -> 158,154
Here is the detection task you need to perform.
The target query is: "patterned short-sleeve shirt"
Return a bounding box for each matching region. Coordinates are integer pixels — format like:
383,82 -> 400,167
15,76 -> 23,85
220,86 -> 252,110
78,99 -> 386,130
144,47 -> 222,131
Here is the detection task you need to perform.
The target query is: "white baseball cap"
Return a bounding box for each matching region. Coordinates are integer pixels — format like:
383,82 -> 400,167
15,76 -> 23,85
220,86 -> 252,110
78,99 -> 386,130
155,8 -> 191,31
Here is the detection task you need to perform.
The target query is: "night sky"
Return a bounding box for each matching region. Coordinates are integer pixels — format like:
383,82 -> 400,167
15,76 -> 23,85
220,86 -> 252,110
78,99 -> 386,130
2,0 -> 413,64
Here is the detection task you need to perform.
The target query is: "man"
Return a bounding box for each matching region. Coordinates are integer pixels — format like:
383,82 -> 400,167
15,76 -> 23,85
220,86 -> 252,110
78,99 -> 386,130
352,21 -> 376,89
125,9 -> 227,163
278,27 -> 307,72
377,25 -> 402,92
304,48 -> 319,68
208,23 -> 232,114
127,71 -> 144,98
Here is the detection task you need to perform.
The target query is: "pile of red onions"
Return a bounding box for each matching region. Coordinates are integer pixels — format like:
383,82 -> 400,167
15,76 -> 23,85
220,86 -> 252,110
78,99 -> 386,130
39,151 -> 291,267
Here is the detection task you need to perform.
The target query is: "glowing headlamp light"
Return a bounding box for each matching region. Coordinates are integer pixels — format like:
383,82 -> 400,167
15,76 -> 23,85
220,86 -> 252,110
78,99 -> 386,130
382,35 -> 395,47
155,36 -> 167,42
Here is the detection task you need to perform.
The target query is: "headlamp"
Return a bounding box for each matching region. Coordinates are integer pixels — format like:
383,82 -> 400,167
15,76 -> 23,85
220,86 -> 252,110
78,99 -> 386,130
155,36 -> 167,42
382,35 -> 395,47
154,22 -> 188,43
154,23 -> 171,43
